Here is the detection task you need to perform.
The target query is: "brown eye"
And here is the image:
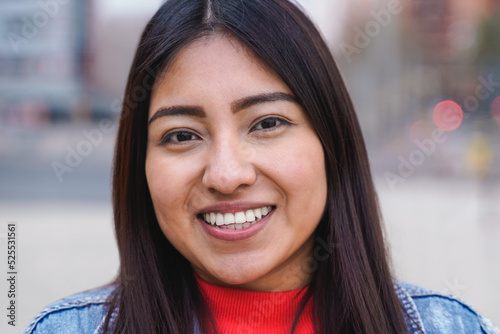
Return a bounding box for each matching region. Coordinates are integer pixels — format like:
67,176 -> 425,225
251,117 -> 290,132
161,131 -> 200,145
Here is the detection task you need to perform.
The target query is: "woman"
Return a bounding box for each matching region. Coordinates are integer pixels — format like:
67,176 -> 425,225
24,0 -> 498,333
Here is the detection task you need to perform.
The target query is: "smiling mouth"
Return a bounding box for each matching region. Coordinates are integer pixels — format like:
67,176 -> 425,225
199,206 -> 274,230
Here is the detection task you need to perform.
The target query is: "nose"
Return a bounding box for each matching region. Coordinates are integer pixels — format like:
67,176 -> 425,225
202,137 -> 257,194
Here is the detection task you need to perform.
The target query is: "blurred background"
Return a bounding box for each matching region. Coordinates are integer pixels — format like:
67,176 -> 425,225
0,0 -> 498,332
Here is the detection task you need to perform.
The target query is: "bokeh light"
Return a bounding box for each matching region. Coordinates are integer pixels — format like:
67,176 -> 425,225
432,100 -> 463,131
491,96 -> 500,124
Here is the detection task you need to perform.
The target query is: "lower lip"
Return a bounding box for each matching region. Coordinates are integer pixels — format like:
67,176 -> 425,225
199,210 -> 273,241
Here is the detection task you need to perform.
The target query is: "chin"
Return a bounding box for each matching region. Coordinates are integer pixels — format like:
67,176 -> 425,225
209,263 -> 270,288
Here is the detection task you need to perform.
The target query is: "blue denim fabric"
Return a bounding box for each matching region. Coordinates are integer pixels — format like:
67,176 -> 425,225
23,281 -> 498,333
395,282 -> 498,334
23,285 -> 116,334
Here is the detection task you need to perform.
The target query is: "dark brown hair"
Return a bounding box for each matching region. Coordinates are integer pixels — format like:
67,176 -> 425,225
106,0 -> 410,332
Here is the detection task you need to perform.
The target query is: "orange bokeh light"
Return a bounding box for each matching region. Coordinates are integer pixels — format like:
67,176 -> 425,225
432,100 -> 463,131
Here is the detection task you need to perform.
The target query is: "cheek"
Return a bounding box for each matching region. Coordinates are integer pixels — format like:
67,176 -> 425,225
145,155 -> 191,248
288,136 -> 325,188
264,134 -> 327,214
145,154 -> 187,215
291,152 -> 326,214
145,151 -> 208,222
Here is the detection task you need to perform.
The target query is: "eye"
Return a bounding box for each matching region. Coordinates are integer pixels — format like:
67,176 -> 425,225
161,131 -> 201,145
250,117 -> 290,132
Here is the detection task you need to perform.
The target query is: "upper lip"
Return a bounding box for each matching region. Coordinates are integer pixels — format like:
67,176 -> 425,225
198,202 -> 274,214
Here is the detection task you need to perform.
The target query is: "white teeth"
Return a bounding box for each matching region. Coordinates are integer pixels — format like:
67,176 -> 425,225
245,210 -> 255,222
262,206 -> 269,215
234,212 -> 246,224
216,213 -> 224,226
224,213 -> 235,225
201,206 -> 273,228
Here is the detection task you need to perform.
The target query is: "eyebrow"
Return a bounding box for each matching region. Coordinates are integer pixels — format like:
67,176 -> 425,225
148,92 -> 299,125
231,92 -> 299,113
148,106 -> 205,125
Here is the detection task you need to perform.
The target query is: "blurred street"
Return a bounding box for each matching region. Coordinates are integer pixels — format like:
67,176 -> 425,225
0,123 -> 499,332
0,122 -> 117,334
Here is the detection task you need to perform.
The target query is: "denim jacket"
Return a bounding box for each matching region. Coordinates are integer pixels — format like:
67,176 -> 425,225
23,281 -> 498,334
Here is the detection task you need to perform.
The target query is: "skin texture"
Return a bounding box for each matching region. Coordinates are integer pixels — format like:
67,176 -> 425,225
146,35 -> 327,292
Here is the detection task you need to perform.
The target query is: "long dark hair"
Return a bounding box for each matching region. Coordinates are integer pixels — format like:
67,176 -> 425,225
107,0 -> 410,333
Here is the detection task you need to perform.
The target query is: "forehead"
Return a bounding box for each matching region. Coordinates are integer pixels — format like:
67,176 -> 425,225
166,35 -> 261,74
151,34 -> 292,104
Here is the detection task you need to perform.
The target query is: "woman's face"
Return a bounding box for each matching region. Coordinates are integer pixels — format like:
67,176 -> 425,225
146,35 -> 327,291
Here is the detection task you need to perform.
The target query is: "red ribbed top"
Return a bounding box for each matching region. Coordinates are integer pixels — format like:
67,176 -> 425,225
195,275 -> 315,334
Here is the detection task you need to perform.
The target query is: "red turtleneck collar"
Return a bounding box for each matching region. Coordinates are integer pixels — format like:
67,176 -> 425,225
195,274 -> 315,333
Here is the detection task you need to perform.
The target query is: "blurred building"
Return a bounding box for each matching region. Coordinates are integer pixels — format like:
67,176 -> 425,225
332,0 -> 499,179
402,0 -> 490,93
0,0 -> 162,125
0,0 -> 90,123
87,13 -> 152,100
